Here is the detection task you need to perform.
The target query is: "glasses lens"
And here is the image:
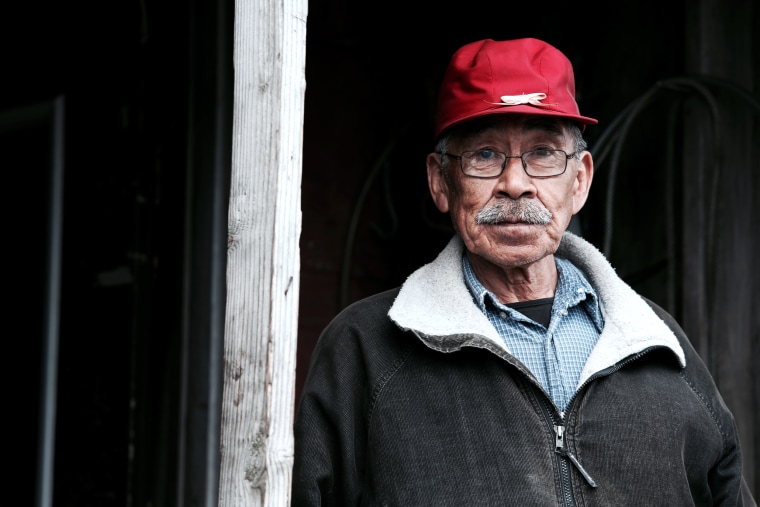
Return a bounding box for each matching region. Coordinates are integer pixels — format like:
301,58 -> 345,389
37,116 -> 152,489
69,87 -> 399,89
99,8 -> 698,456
524,149 -> 566,176
462,150 -> 505,177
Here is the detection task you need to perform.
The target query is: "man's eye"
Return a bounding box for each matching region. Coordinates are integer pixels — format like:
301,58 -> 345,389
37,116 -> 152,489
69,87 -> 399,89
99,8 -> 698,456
475,149 -> 497,160
531,148 -> 554,157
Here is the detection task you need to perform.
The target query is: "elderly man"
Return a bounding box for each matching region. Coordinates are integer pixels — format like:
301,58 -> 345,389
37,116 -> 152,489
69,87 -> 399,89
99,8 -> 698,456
292,38 -> 754,506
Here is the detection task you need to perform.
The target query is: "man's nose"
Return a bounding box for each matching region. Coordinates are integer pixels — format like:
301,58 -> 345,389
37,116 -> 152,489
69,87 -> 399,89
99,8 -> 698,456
495,156 -> 534,198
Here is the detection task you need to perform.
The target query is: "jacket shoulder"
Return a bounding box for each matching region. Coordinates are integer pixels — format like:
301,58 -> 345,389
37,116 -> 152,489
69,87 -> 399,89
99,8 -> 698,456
641,297 -> 740,444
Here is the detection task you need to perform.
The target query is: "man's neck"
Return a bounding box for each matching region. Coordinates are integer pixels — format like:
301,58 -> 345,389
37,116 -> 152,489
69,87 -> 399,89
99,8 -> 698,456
466,252 -> 558,304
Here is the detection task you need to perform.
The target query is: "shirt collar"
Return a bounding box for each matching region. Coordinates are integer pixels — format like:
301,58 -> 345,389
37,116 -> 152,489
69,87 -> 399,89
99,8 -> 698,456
462,253 -> 603,331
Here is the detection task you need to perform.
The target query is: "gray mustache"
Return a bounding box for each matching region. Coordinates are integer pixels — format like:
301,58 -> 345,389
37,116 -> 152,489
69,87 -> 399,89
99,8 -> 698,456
476,200 -> 553,225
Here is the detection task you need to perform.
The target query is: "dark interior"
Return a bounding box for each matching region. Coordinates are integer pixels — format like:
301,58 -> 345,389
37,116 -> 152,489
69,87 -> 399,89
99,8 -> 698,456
4,0 -> 758,504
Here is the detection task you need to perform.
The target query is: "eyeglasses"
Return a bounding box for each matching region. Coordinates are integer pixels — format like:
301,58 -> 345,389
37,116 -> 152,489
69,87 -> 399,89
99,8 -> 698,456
442,148 -> 576,178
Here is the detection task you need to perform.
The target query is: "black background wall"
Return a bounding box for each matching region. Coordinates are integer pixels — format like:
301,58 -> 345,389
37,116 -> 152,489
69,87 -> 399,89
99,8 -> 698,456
3,0 -> 757,505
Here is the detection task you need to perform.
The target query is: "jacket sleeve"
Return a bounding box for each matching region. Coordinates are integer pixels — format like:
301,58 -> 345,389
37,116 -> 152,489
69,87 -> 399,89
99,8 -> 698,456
645,298 -> 756,506
291,290 -> 402,506
291,289 -> 405,505
740,477 -> 757,506
291,320 -> 367,506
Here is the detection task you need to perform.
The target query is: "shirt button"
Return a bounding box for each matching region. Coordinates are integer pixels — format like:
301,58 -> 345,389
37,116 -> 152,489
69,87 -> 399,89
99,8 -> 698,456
500,311 -> 507,319
561,310 -> 568,316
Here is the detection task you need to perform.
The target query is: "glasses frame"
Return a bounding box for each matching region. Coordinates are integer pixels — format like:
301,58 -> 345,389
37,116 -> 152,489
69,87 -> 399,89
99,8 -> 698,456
442,149 -> 577,179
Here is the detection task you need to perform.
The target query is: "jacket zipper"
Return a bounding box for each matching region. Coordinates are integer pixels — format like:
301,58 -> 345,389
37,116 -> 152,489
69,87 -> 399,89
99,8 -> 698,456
538,401 -> 579,506
555,424 -> 597,488
491,345 -> 667,503
566,346 -> 663,408
547,347 -> 662,497
554,422 -> 576,507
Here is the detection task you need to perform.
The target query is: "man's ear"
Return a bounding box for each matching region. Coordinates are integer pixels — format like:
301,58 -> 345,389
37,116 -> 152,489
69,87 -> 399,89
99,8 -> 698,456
427,152 -> 450,213
571,150 -> 594,214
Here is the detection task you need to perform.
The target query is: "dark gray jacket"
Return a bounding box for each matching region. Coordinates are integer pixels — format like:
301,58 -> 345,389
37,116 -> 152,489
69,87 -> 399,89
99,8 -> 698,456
292,232 -> 754,506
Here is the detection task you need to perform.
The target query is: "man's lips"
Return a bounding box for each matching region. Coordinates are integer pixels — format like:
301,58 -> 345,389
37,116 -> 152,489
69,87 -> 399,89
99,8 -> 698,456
489,218 -> 535,225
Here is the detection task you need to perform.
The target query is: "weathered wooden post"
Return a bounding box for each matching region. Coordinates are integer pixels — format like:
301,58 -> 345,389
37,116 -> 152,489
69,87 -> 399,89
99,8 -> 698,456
219,0 -> 308,504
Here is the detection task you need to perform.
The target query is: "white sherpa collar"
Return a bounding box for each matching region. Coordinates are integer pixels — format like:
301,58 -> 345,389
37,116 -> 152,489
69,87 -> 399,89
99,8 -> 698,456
388,232 -> 686,383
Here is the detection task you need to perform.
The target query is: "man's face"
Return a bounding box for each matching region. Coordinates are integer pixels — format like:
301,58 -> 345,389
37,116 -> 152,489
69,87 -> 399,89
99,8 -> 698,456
426,115 -> 594,271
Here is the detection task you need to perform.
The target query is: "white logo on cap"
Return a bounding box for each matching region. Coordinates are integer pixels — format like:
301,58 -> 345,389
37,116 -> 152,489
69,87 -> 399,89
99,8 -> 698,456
487,93 -> 557,107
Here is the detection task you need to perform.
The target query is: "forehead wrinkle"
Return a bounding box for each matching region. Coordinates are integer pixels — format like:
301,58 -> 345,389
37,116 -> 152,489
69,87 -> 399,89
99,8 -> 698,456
522,116 -> 564,135
453,114 -> 567,145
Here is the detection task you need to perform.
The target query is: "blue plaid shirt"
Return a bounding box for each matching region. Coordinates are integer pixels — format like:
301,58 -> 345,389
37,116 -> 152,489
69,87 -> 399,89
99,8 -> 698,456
463,255 -> 604,412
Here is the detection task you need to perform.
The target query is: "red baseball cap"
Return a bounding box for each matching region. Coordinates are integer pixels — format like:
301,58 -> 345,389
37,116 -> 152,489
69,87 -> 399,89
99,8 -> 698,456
434,38 -> 597,139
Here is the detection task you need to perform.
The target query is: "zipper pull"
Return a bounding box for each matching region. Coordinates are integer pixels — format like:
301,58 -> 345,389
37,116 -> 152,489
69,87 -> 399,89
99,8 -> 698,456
554,425 -> 598,488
